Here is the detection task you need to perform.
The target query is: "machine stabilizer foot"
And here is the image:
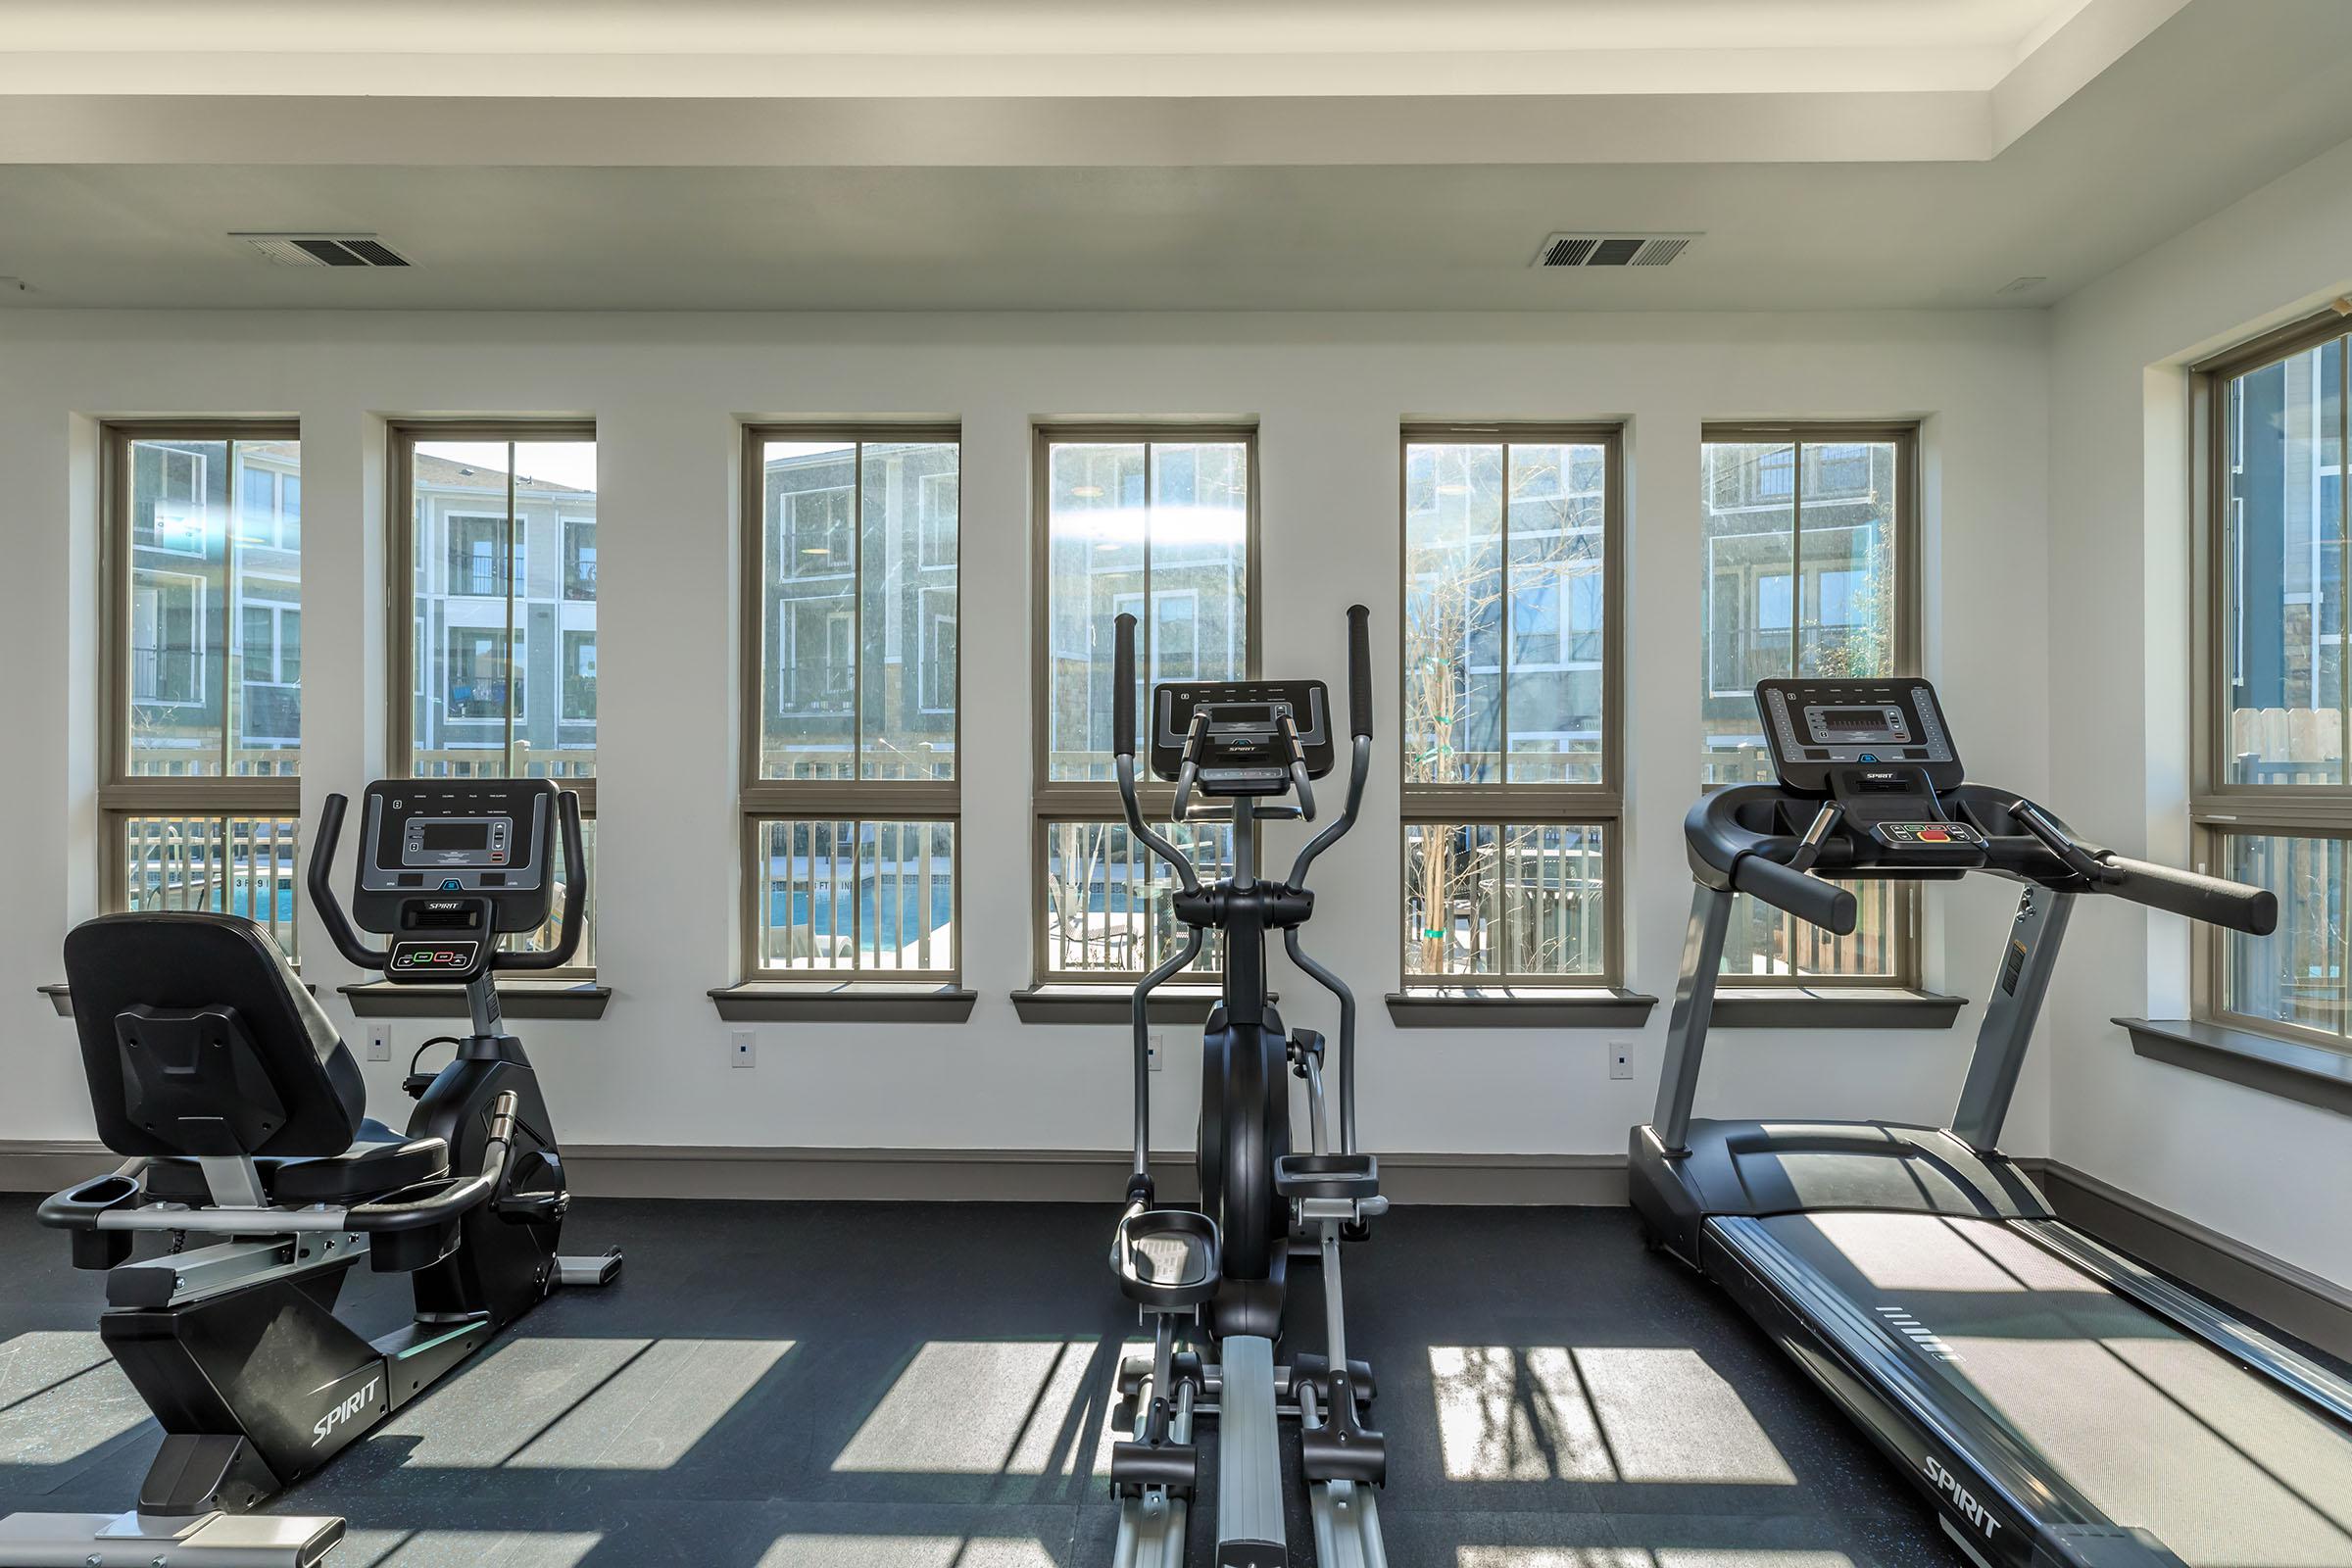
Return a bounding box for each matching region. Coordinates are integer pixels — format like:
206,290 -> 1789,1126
0,1509 -> 343,1568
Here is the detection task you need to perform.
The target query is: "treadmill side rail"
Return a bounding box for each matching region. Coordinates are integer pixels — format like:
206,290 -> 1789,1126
1707,1216 -> 2174,1568
2021,1219 -> 2352,1429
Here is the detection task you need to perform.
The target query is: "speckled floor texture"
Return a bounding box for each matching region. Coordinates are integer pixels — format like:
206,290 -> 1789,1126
0,1197 -> 1998,1566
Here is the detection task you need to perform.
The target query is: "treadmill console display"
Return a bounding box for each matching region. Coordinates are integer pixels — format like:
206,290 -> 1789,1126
1152,680 -> 1334,790
1755,678 -> 1964,794
354,780 -> 559,934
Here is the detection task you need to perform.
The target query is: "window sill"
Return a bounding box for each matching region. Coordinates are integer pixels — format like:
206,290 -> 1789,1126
1384,988 -> 1658,1029
340,981 -> 612,1021
1010,985 -> 1272,1026
1710,988 -> 1968,1029
709,983 -> 976,1024
2116,1017 -> 2352,1117
42,979 -> 318,1018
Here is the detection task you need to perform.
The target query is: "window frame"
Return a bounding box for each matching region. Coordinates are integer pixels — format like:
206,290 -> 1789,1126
1699,420 -> 1924,991
739,423 -> 963,986
101,420 -> 306,957
1397,422 -> 1626,991
389,420 -> 600,979
2192,311 -> 2352,1052
1029,422 -> 1262,986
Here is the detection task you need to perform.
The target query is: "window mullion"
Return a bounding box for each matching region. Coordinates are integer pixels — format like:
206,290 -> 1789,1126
221,438 -> 238,778
853,442 -> 865,785
1788,440 -> 1804,674
504,446 -> 518,775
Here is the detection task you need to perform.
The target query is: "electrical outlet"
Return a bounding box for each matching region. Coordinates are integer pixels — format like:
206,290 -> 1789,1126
1609,1042 -> 1635,1081
366,1026 -> 392,1063
1148,1032 -> 1164,1072
731,1030 -> 756,1069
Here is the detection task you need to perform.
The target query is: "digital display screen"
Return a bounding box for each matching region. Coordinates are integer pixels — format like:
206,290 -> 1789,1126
1815,707 -> 1893,739
418,823 -> 491,853
1209,704 -> 1275,725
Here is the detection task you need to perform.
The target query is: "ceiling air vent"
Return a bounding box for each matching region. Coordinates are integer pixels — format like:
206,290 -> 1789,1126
233,233 -> 413,268
1533,232 -> 1698,269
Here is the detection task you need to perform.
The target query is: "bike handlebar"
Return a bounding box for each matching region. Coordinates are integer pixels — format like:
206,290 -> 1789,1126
309,793 -> 391,969
501,791 -> 588,970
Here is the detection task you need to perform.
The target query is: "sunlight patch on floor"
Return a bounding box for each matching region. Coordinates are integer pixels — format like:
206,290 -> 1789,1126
376,1338 -> 651,1469
0,1332 -> 113,1408
1458,1550 -> 1855,1566
507,1338 -> 792,1469
758,1535 -> 1058,1567
1429,1347 -> 1793,1485
334,1528 -> 604,1567
835,1339 -> 1109,1476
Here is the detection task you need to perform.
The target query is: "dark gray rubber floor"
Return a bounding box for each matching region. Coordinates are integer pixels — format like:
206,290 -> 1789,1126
0,1197 -> 1987,1566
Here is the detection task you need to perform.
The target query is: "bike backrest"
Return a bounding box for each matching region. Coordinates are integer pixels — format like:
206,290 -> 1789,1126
64,912 -> 367,1159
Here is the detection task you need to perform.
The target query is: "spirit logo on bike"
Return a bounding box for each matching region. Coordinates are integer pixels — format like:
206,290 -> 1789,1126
313,1375 -> 381,1446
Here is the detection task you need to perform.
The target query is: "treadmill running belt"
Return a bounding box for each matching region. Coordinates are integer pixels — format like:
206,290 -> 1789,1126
1744,1210 -> 2352,1567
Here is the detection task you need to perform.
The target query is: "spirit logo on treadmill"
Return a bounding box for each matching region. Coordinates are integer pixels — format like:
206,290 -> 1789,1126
313,1376 -> 380,1446
1923,1455 -> 2001,1543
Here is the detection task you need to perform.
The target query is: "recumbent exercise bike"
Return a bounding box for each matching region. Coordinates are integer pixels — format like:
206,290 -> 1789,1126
2,779 -> 617,1568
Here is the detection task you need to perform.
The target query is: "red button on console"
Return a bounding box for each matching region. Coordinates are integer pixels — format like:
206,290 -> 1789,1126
1920,828 -> 1950,842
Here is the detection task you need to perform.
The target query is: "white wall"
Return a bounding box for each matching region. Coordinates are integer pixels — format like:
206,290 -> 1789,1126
0,309 -> 2051,1169
2048,133 -> 2352,1286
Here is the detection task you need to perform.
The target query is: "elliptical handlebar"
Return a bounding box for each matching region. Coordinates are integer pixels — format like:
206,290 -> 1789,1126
310,793 -> 392,970
1111,612 -> 1201,897
1346,602 -> 1374,742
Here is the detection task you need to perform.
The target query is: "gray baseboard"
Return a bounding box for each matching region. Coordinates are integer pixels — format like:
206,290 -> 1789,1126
2029,1157 -> 2352,1361
0,1142 -> 114,1194
564,1145 -> 1629,1205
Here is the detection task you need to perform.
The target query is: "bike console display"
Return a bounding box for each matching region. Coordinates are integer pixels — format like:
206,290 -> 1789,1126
1152,681 -> 1334,795
355,781 -> 558,932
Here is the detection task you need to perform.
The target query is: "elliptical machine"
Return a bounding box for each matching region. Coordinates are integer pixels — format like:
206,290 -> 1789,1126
1104,607 -> 1389,1568
6,778 -> 618,1568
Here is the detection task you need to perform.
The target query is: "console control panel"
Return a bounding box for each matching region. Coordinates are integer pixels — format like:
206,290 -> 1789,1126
1153,681 -> 1334,791
354,780 -> 559,935
1870,820 -> 1988,860
1756,678 -> 1965,794
389,938 -> 487,980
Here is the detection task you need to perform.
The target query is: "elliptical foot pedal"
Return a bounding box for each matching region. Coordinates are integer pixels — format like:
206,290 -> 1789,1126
1113,1208 -> 1220,1311
556,1249 -> 622,1287
1275,1152 -> 1379,1201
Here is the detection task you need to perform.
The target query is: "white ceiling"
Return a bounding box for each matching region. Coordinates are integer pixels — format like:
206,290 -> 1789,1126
0,0 -> 2346,313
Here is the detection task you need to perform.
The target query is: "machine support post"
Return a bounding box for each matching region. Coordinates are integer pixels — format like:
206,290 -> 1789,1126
1655,884 -> 1735,1153
1951,886 -> 2075,1153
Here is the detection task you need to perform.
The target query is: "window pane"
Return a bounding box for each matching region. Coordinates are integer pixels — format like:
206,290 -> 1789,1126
502,816 -> 596,969
121,814 -> 301,960
127,439 -> 230,776
1045,440 -> 1248,781
861,442 -> 957,781
1507,444 -> 1606,784
2220,832 -> 2345,1038
1797,442 -> 1897,683
1048,444 -> 1147,780
2223,339 -> 2347,785
760,442 -> 859,779
1404,444 -> 1503,785
1403,823 -> 1607,982
754,819 -> 956,974
1041,819 -> 1230,978
1700,441 -> 1796,785
1722,879 -> 1905,981
513,441 -> 598,779
1403,823 -> 1499,978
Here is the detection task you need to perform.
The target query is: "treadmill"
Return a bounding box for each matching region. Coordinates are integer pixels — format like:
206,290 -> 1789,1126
1633,676 -> 2352,1568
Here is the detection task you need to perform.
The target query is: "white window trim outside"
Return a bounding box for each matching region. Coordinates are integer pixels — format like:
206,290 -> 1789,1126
787,485 -> 855,579
919,584 -> 956,715
130,569 -> 208,708
443,621 -> 528,724
443,511 -> 524,600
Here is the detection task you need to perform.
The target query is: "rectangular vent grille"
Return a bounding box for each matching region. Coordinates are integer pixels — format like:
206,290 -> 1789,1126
1535,232 -> 1698,269
234,233 -> 413,268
